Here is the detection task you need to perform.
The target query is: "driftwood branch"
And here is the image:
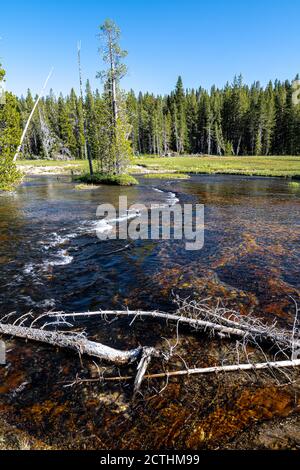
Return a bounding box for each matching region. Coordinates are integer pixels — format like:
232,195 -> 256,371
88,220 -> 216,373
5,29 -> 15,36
3,298 -> 300,395
133,347 -> 160,397
291,297 -> 300,360
50,308 -> 300,352
0,320 -> 163,394
0,322 -> 142,365
103,359 -> 300,383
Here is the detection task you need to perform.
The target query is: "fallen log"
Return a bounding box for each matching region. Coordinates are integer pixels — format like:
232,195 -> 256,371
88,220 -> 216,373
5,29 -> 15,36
50,309 -> 300,352
3,302 -> 299,395
103,358 -> 300,383
0,322 -> 143,365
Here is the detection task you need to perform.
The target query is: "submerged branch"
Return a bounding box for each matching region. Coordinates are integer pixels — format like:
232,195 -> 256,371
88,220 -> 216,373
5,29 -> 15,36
2,298 -> 300,395
103,359 -> 300,383
0,321 -> 142,365
50,308 -> 300,351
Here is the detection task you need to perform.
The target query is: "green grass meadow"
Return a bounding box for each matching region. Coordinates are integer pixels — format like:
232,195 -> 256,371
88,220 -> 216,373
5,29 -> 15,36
134,155 -> 300,178
19,156 -> 300,179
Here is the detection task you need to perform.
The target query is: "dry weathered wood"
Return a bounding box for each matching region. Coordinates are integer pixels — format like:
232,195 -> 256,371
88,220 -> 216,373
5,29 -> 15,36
77,41 -> 93,176
13,68 -> 53,162
133,347 -> 159,397
103,358 -> 300,383
51,309 -> 300,351
0,322 -> 142,365
144,358 -> 300,379
3,302 -> 299,395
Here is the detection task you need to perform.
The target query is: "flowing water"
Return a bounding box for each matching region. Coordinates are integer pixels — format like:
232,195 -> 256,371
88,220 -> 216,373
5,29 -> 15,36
0,174 -> 300,449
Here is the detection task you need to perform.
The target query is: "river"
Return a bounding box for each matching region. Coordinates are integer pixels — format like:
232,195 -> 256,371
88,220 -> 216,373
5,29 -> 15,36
0,174 -> 300,449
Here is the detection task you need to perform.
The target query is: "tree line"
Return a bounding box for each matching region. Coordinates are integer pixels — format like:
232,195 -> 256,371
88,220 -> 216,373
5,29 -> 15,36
11,73 -> 300,161
2,18 -> 300,190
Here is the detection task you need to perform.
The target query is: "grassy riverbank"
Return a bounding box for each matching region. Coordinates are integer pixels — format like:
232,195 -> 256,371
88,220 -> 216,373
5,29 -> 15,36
18,156 -> 300,179
17,160 -> 86,175
134,155 -> 300,178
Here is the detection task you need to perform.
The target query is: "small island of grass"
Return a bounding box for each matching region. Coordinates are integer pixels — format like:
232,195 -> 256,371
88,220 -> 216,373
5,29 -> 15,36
76,173 -> 138,187
288,181 -> 300,189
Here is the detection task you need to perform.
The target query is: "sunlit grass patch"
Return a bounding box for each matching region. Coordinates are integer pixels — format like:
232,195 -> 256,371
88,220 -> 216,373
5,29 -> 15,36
77,173 -> 139,186
288,181 -> 300,188
134,156 -> 300,178
142,173 -> 190,180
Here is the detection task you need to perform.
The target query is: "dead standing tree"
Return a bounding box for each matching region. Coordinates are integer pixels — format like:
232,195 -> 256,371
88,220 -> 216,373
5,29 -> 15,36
13,68 -> 53,162
77,41 -> 93,176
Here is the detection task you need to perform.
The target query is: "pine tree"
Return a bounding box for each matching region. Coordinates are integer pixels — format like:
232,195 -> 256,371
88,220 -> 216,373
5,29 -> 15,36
126,90 -> 140,155
211,87 -> 225,155
0,63 -> 22,190
97,19 -> 133,174
172,76 -> 187,154
85,80 -> 99,163
68,88 -> 85,159
222,75 -> 249,155
162,109 -> 172,156
273,81 -> 288,155
5,59 -> 300,162
57,94 -> 76,156
186,90 -> 198,154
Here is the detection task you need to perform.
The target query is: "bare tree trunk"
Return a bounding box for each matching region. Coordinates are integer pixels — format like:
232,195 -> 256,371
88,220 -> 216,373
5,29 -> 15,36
163,121 -> 168,156
0,322 -> 143,365
13,69 -> 53,162
0,321 -> 162,394
138,124 -> 142,155
50,309 -> 300,352
207,125 -> 212,155
174,109 -> 180,154
78,42 -> 93,176
236,136 -> 242,156
107,359 -> 300,383
109,38 -> 118,124
107,31 -> 119,174
215,124 -> 224,156
38,107 -> 58,159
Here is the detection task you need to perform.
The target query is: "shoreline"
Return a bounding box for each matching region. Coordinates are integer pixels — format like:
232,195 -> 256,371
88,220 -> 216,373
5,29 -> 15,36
17,156 -> 300,179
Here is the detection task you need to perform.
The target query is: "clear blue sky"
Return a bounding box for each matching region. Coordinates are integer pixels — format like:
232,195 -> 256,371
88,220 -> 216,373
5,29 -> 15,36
1,0 -> 300,97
